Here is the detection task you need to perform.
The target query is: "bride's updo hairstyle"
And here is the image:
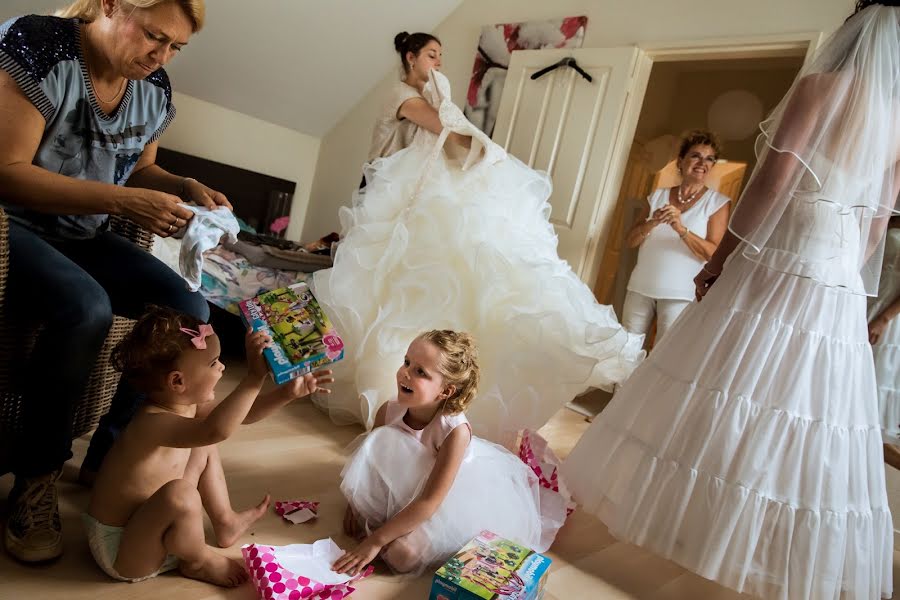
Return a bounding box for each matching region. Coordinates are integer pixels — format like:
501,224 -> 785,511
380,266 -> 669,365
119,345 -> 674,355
394,31 -> 441,73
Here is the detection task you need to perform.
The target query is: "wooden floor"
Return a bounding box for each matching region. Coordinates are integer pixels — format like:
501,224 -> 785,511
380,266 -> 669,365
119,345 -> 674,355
1,367 -> 898,599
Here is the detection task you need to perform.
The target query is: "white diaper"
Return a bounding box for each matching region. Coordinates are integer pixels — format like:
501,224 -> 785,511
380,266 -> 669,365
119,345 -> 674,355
82,513 -> 179,582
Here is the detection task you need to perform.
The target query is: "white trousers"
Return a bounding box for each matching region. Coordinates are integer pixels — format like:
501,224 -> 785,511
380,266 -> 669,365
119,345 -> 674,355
622,290 -> 691,344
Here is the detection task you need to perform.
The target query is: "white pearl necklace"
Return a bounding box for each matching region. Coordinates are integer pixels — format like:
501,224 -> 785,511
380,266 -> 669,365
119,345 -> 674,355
676,185 -> 704,205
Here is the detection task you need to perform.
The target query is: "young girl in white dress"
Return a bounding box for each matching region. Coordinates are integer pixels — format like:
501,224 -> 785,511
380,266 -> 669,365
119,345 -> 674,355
331,330 -> 566,576
563,4 -> 899,599
313,32 -> 644,444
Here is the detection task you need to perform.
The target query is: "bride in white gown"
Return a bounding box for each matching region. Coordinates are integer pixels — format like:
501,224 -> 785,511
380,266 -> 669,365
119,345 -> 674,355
562,4 -> 900,600
312,32 -> 644,442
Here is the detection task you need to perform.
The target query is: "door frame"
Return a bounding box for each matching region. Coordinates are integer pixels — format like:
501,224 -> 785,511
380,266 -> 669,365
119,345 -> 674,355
640,31 -> 822,63
582,31 -> 822,288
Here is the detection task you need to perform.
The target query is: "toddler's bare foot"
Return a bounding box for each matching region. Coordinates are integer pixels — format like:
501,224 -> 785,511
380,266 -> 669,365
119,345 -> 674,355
214,493 -> 271,548
179,552 -> 247,587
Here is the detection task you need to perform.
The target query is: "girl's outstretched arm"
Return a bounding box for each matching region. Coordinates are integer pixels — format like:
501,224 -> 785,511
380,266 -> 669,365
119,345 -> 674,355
242,369 -> 333,424
332,423 -> 471,575
140,331 -> 271,448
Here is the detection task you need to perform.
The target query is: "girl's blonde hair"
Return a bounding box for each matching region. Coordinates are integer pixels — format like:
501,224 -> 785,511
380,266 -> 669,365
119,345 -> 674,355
418,330 -> 480,414
56,0 -> 205,32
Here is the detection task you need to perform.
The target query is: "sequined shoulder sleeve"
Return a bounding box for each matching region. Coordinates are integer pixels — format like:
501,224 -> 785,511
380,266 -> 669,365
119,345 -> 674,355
144,68 -> 176,143
0,15 -> 78,121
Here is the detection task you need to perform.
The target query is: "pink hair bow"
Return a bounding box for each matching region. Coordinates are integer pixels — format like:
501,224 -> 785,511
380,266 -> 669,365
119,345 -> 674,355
180,324 -> 214,349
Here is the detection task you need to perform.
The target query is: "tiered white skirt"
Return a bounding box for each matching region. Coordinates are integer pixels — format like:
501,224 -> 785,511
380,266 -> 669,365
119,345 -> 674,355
562,253 -> 893,600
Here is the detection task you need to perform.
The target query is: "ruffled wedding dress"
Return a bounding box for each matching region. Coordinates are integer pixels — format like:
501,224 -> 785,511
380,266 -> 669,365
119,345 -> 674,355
313,70 -> 644,442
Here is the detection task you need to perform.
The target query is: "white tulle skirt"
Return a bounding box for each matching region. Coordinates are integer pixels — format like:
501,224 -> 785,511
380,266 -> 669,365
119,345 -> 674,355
312,145 -> 644,442
562,252 -> 893,600
340,426 -> 563,574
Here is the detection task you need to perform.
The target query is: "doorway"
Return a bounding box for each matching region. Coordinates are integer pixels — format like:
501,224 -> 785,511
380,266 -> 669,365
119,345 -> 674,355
570,48 -> 808,419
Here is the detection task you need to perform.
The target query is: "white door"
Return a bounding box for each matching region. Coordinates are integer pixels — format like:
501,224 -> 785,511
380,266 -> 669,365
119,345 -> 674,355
492,47 -> 651,285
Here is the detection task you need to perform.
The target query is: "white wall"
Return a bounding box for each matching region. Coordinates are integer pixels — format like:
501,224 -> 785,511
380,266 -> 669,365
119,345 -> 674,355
161,92 -> 320,241
303,0 -> 853,241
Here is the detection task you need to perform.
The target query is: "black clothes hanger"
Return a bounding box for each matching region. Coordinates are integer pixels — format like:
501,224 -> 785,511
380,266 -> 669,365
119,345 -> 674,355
530,57 -> 593,83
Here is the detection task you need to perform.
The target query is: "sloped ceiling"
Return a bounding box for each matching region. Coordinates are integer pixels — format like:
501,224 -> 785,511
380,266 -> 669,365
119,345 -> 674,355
0,0 -> 463,136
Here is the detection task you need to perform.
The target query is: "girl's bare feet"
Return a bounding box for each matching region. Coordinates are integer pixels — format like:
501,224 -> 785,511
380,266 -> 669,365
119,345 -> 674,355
213,493 -> 271,548
884,443 -> 900,471
179,551 -> 248,587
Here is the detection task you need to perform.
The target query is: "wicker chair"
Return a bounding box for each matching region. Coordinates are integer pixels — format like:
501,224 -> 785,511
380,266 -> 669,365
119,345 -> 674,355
0,208 -> 154,475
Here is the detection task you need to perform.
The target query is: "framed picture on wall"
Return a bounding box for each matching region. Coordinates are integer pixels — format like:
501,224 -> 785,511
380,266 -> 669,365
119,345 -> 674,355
464,16 -> 588,137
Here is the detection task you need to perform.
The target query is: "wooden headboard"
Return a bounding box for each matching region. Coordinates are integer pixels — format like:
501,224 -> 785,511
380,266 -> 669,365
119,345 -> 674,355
155,147 -> 296,236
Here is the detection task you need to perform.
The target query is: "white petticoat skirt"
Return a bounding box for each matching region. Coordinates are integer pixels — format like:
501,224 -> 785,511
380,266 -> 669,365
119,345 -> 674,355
562,252 -> 893,600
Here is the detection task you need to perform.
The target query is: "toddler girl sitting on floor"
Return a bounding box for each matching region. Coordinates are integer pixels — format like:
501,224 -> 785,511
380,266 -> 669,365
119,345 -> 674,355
85,306 -> 332,586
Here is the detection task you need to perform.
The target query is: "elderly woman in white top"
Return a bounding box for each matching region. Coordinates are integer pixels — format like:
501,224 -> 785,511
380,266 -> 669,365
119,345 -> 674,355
622,130 -> 731,343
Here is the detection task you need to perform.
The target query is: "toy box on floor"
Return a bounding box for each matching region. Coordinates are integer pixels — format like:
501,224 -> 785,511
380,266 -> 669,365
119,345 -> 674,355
429,530 -> 551,600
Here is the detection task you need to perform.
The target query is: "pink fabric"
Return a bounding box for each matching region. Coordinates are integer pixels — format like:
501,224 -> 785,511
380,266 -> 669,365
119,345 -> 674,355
518,430 -> 575,516
382,400 -> 471,454
274,500 -> 319,518
270,216 -> 290,234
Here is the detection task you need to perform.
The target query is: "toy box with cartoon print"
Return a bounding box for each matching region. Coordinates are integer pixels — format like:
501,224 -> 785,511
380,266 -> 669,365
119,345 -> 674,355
429,530 -> 552,600
239,282 -> 344,384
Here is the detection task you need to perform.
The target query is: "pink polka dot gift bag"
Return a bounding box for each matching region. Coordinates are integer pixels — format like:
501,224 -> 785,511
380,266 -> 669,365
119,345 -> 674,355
241,538 -> 373,600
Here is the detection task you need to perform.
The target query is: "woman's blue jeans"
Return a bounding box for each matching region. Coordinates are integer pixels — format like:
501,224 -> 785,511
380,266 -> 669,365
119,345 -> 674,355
7,221 -> 209,476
